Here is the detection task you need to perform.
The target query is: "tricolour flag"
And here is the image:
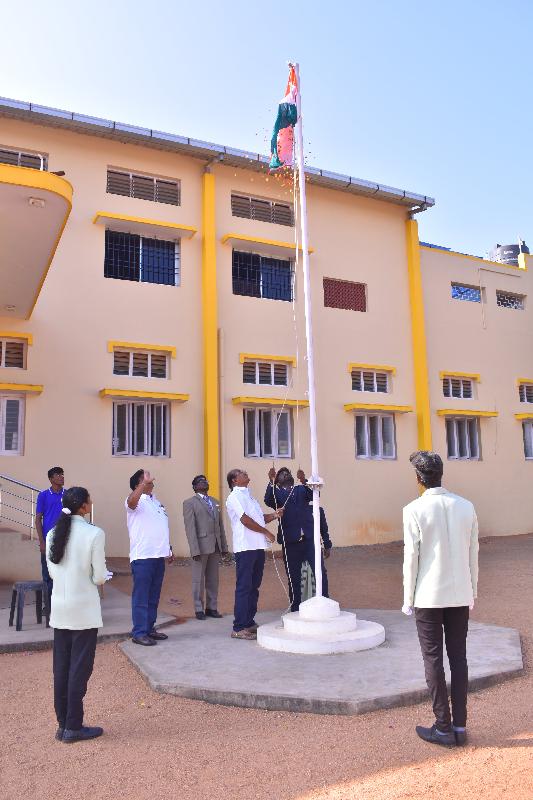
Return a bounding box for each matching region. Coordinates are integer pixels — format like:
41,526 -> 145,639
269,66 -> 298,170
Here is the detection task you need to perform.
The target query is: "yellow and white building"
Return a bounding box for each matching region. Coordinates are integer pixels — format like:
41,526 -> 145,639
1,97 -> 532,559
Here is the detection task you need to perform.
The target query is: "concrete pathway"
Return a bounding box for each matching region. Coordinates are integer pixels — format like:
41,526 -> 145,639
120,609 -> 523,715
0,583 -> 175,653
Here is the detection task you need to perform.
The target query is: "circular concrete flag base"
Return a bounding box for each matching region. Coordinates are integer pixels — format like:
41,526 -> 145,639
257,595 -> 386,655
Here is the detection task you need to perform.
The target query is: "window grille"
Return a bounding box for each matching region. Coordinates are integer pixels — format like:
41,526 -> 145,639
0,340 -> 25,369
113,349 -> 168,379
232,250 -> 293,301
0,396 -> 23,455
355,413 -> 395,459
104,230 -> 180,286
231,193 -> 293,226
243,407 -> 292,458
242,360 -> 289,386
451,284 -> 481,302
522,421 -> 533,459
351,369 -> 389,393
106,169 -> 181,206
112,401 -> 169,456
0,147 -> 47,170
496,290 -> 525,310
443,377 -> 473,399
445,417 -> 480,460
323,278 -> 366,312
519,384 -> 533,403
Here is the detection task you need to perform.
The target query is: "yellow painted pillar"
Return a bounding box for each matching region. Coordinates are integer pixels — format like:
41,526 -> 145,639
201,170 -> 220,497
406,218 -> 432,450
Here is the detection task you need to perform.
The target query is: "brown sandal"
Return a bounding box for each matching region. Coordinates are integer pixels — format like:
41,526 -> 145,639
231,629 -> 257,640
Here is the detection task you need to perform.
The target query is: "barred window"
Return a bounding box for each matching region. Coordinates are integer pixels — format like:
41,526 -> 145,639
0,396 -> 24,455
112,401 -> 169,456
496,290 -> 525,310
443,377 -> 473,399
242,360 -> 289,386
104,230 -> 180,286
244,407 -> 292,458
446,417 -> 479,460
107,169 -> 180,206
351,369 -> 388,393
355,414 -> 396,459
0,339 -> 26,369
451,283 -> 481,302
232,250 -> 293,301
519,384 -> 533,403
113,349 -> 168,379
522,421 -> 533,459
231,193 -> 293,226
0,146 -> 47,170
324,278 -> 366,312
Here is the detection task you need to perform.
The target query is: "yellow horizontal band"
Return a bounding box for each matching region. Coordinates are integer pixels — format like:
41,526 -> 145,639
93,212 -> 197,237
516,377 -> 533,386
0,331 -> 33,345
0,164 -> 73,204
420,244 -> 528,272
348,362 -> 396,375
0,382 -> 43,393
107,340 -> 176,358
344,403 -> 413,413
99,388 -> 189,402
239,353 -> 296,366
439,371 -> 480,381
436,409 -> 498,417
232,396 -> 309,407
515,413 -> 533,420
221,233 -> 314,254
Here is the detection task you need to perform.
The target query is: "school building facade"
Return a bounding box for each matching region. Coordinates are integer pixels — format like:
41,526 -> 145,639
0,96 -> 532,563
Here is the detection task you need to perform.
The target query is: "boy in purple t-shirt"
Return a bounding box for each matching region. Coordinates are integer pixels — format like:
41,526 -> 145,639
36,467 -> 65,597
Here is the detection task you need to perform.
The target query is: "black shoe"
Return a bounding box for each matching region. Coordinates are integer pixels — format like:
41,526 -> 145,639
415,724 -> 456,747
148,630 -> 168,640
454,729 -> 467,746
63,726 -> 103,743
195,611 -> 207,620
131,635 -> 157,646
205,609 -> 223,618
55,727 -> 64,741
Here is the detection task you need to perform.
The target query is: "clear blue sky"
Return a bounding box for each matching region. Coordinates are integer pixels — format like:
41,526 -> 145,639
2,0 -> 532,256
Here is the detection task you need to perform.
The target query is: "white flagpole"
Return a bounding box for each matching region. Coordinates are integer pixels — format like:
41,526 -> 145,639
292,62 -> 323,598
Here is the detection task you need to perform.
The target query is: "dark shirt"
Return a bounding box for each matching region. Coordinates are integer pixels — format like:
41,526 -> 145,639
264,483 -> 314,545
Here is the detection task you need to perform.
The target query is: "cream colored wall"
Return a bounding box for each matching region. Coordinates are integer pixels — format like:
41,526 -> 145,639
0,119 -> 205,555
421,247 -> 533,536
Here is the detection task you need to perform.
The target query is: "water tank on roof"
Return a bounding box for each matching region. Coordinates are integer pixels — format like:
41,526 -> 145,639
489,241 -> 529,266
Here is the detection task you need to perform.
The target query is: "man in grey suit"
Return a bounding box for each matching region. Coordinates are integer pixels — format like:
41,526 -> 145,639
183,475 -> 229,620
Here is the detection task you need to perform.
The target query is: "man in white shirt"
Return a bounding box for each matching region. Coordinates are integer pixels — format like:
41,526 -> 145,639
126,469 -> 174,646
403,451 -> 479,748
225,468 -> 281,640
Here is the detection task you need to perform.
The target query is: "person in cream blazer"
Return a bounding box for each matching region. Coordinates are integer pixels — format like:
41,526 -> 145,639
403,451 -> 479,749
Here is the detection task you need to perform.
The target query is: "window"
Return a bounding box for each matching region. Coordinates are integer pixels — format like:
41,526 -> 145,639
104,230 -> 180,286
231,193 -> 293,226
113,349 -> 168,379
443,376 -> 473,399
519,384 -> 533,403
354,414 -> 396,459
0,396 -> 23,455
0,339 -> 26,369
232,250 -> 293,301
445,417 -> 480,460
106,169 -> 180,206
243,408 -> 292,458
496,290 -> 525,310
523,422 -> 533,459
242,361 -> 289,386
0,146 -> 47,170
112,401 -> 169,456
351,369 -> 388,393
451,283 -> 481,303
323,278 -> 366,312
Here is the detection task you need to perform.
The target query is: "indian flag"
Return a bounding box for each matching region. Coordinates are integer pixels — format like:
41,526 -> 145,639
269,66 -> 298,170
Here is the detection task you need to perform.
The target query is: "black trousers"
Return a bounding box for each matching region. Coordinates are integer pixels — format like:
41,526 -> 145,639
53,628 -> 98,730
282,539 -> 329,612
415,606 -> 469,732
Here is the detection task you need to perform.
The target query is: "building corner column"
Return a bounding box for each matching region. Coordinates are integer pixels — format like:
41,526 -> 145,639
405,217 -> 432,450
201,169 -> 220,497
